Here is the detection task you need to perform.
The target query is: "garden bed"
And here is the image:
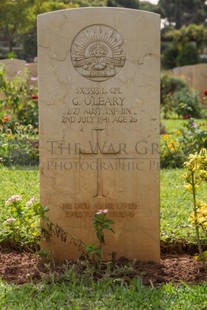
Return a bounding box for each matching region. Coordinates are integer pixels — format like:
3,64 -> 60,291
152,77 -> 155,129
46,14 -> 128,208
0,249 -> 207,286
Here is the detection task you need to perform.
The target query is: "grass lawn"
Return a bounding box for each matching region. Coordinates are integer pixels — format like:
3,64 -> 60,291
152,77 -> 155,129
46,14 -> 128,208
161,169 -> 207,244
162,118 -> 207,134
1,276 -> 207,309
0,166 -> 207,308
0,166 -> 39,204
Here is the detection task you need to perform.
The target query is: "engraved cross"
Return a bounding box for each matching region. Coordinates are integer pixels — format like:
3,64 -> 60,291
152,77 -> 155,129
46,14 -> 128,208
80,129 -> 119,197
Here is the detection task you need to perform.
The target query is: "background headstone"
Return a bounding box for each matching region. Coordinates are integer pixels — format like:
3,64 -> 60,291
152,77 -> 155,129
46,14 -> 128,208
0,59 -> 38,89
172,64 -> 207,102
0,59 -> 26,81
38,8 -> 160,262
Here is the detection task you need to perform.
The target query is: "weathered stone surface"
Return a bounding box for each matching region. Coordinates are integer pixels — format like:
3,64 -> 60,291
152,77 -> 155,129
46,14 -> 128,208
38,8 -> 160,262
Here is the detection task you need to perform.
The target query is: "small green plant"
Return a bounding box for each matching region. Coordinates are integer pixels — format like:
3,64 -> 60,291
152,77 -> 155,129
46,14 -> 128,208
0,124 -> 39,166
161,131 -> 184,168
0,194 -> 48,250
161,118 -> 207,168
6,51 -> 17,59
181,118 -> 207,155
40,209 -> 115,264
183,148 -> 207,264
84,209 -> 114,262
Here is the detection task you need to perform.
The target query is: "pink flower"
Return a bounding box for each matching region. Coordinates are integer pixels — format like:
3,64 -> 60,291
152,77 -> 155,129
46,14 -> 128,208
31,77 -> 38,81
26,197 -> 36,207
3,217 -> 16,225
96,209 -> 108,215
25,63 -> 30,67
5,195 -> 22,205
190,121 -> 197,128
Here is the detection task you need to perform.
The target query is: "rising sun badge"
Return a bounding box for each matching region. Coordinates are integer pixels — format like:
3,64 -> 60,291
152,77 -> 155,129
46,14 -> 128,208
71,24 -> 126,82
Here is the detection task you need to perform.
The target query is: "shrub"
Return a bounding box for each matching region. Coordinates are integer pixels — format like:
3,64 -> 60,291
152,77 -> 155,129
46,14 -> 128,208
161,44 -> 179,70
181,118 -> 207,155
176,43 -> 199,67
0,64 -> 38,129
0,124 -> 39,166
172,88 -> 201,118
161,74 -> 202,119
0,64 -> 39,166
0,194 -> 47,250
161,118 -> 207,168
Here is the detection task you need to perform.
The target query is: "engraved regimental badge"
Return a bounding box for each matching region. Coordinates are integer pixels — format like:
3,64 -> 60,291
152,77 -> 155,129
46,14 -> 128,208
71,24 -> 126,82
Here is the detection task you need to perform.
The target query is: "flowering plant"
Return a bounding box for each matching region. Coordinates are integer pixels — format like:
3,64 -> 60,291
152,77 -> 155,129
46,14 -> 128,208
0,194 -> 48,250
183,149 -> 207,263
0,63 -> 38,131
161,118 -> 207,168
84,209 -> 114,261
0,123 -> 39,166
0,64 -> 39,166
190,201 -> 207,236
161,131 -> 184,168
161,74 -> 201,119
92,209 -> 114,246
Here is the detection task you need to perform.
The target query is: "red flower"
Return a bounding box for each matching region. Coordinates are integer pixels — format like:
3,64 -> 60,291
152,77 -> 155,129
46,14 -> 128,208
183,114 -> 192,119
32,95 -> 38,100
2,115 -> 11,122
204,90 -> 207,97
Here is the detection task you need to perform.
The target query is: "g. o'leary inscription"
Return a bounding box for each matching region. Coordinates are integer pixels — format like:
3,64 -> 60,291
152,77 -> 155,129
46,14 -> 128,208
71,24 -> 126,81
62,86 -> 139,124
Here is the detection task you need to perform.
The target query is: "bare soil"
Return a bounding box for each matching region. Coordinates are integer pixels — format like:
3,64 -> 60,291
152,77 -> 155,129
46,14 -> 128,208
0,245 -> 207,286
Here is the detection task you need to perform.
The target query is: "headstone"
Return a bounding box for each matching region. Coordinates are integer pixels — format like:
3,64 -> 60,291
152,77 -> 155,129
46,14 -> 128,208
38,8 -> 160,262
193,64 -> 207,101
0,59 -> 26,80
172,64 -> 207,102
172,65 -> 194,86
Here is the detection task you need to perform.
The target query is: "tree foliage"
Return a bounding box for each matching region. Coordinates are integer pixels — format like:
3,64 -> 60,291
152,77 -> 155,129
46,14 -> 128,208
0,0 -> 79,60
107,0 -> 139,9
139,1 -> 157,12
163,24 -> 206,48
176,43 -> 199,67
157,0 -> 207,29
161,24 -> 207,69
0,0 -> 33,52
73,0 -> 107,6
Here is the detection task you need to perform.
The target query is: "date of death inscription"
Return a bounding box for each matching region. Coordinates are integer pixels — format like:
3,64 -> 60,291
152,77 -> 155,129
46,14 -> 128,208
62,87 -> 138,124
